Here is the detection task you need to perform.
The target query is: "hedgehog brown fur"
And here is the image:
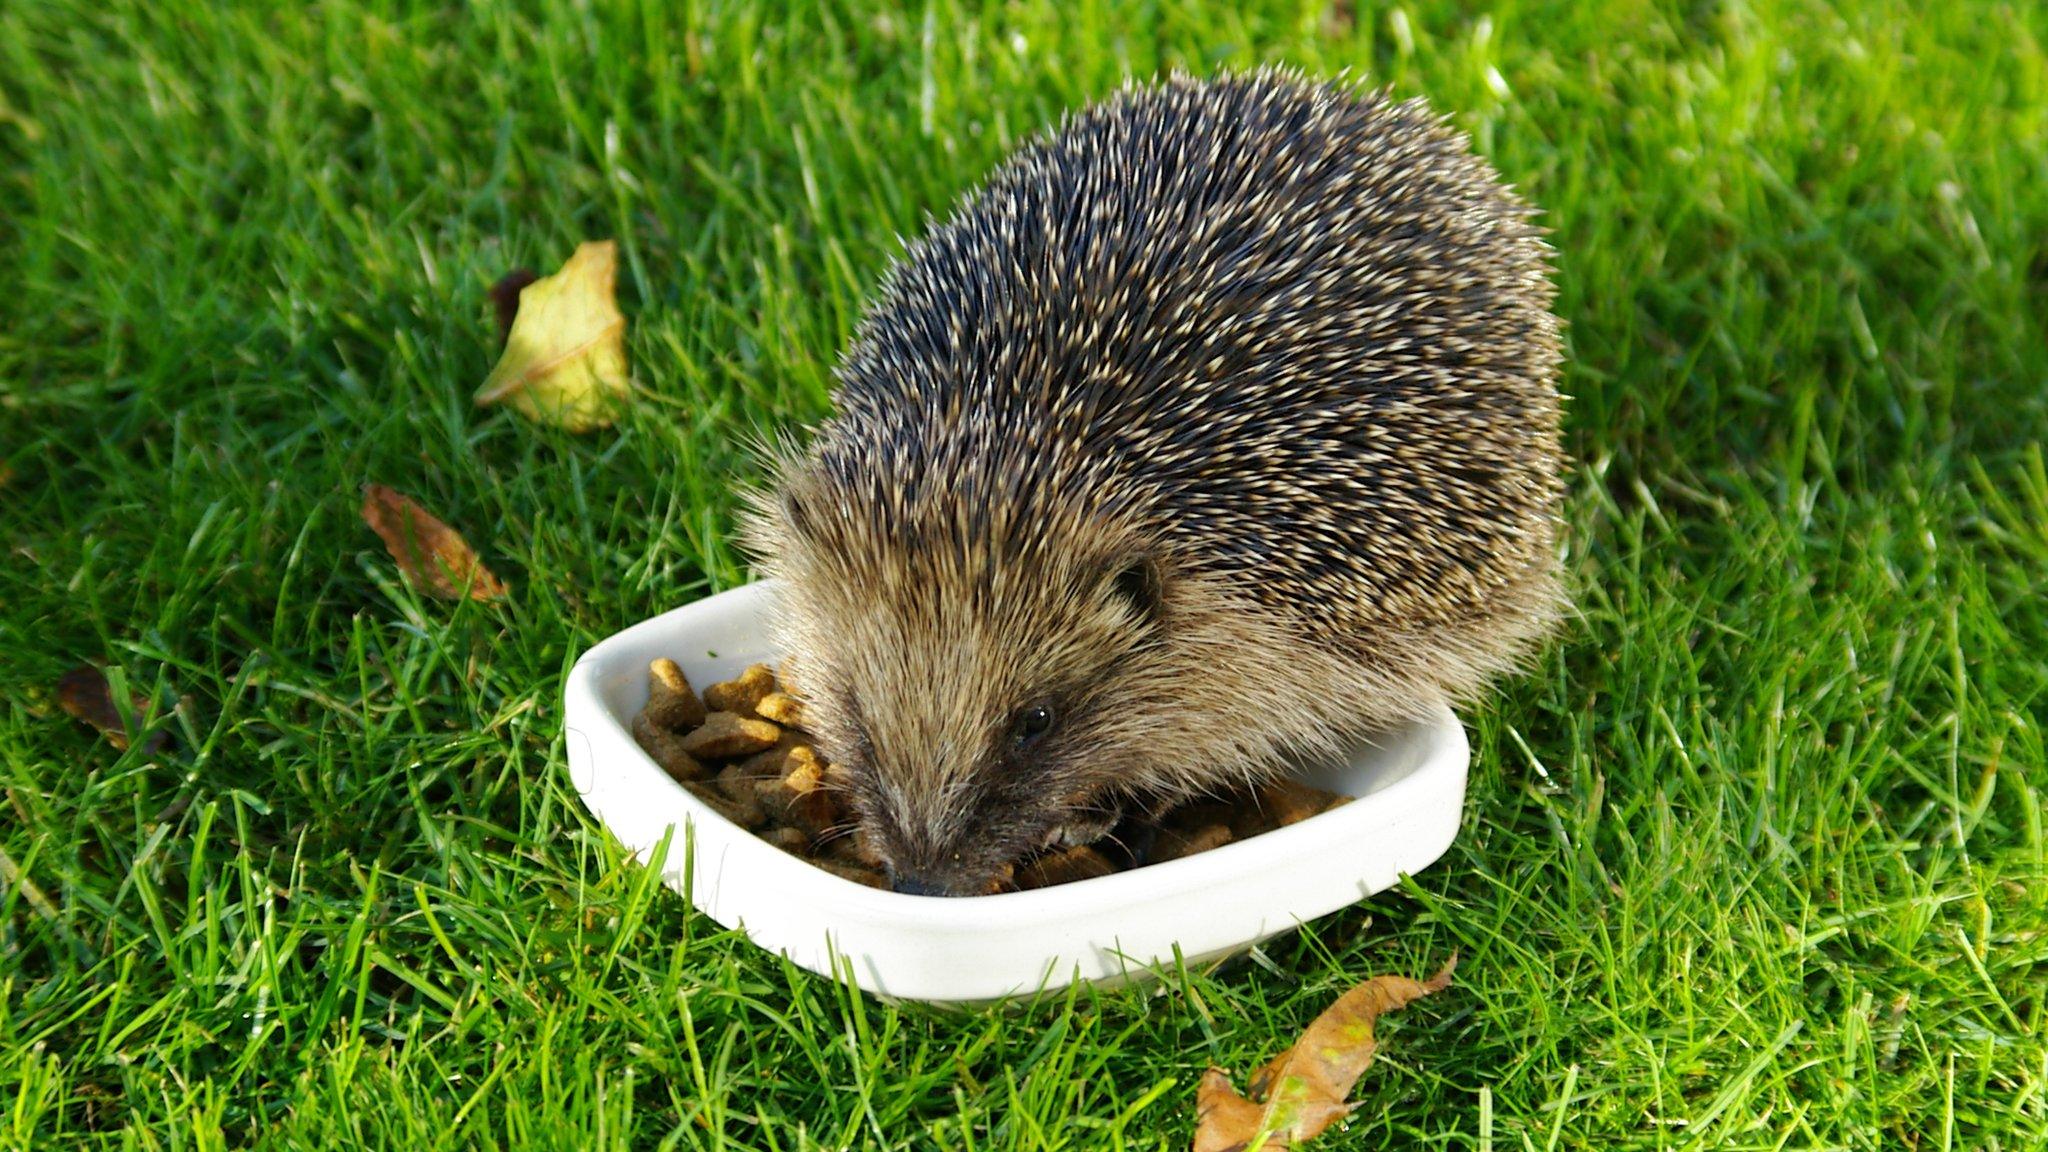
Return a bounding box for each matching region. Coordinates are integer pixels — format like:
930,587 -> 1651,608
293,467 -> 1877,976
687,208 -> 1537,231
741,69 -> 1565,897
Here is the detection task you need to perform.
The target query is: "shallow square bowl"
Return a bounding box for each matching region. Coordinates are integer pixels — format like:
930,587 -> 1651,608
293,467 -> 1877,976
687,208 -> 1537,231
562,580 -> 1469,1005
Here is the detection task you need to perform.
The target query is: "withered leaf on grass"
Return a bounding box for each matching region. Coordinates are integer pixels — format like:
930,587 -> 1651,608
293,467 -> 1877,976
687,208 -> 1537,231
474,240 -> 628,432
361,483 -> 509,601
57,664 -> 167,753
1194,957 -> 1456,1152
488,268 -> 539,348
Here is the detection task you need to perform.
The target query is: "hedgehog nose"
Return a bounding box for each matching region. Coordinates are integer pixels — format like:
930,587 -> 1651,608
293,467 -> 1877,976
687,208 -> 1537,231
889,873 -> 951,897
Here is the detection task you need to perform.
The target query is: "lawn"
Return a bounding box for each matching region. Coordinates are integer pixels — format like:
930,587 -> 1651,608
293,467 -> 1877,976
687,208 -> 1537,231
2,0 -> 2045,1148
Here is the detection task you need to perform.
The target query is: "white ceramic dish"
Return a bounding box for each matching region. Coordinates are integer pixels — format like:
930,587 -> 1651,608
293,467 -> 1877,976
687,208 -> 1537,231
562,580 -> 1469,1005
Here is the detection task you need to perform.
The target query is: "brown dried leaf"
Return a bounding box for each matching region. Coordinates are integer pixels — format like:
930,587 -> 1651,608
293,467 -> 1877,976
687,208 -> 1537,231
1194,958 -> 1456,1151
1194,1069 -> 1269,1152
473,241 -> 629,432
488,268 -> 539,347
361,484 -> 508,602
56,664 -> 165,753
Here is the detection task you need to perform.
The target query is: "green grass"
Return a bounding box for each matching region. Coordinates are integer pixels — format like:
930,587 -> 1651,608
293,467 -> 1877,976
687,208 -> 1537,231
2,0 -> 2044,1147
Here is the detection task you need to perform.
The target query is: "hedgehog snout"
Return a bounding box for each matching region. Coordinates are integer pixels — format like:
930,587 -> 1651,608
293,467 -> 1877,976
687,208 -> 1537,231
863,788 -> 1068,897
877,823 -> 1038,897
874,782 -> 1124,896
879,836 -> 1018,898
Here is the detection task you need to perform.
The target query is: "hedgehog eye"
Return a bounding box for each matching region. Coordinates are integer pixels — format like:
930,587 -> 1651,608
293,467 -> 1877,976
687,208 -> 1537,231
1012,704 -> 1055,747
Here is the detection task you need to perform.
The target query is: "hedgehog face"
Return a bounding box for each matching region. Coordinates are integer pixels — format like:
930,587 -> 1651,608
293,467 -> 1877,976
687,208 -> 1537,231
809,553 -> 1165,896
746,476 -> 1171,895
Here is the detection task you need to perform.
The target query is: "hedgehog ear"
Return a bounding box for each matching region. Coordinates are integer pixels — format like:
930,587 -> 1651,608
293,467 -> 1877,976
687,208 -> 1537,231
1105,553 -> 1164,626
780,490 -> 813,539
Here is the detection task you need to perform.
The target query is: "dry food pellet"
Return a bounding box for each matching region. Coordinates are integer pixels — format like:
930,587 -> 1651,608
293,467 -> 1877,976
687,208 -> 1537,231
755,691 -> 806,727
703,664 -> 777,718
683,779 -> 767,830
1152,822 -> 1234,862
645,658 -> 708,730
812,858 -> 887,888
676,711 -> 784,759
761,826 -> 812,855
632,712 -> 711,782
1236,779 -> 1329,835
1017,845 -> 1116,890
818,826 -> 886,868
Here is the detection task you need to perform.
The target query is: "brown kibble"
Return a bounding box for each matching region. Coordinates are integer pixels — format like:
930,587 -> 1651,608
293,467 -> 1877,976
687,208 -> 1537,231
682,779 -> 767,830
811,858 -> 887,888
703,664 -> 777,718
713,740 -> 789,802
774,656 -> 808,700
983,860 -> 1018,895
1163,800 -> 1239,834
1230,779 -> 1335,838
751,775 -> 794,812
676,711 -> 784,759
821,826 -> 886,868
762,826 -> 813,855
712,765 -> 761,805
1153,822 -> 1233,863
645,658 -> 707,730
632,713 -> 711,782
780,744 -> 825,790
1257,779 -> 1330,827
755,691 -> 805,727
753,761 -> 845,837
729,731 -> 807,779
1017,845 -> 1115,890
761,788 -> 844,839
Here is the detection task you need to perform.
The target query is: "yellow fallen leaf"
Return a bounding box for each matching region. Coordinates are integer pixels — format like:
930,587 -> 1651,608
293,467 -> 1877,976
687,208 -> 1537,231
474,240 -> 628,431
361,484 -> 509,602
1194,957 -> 1456,1151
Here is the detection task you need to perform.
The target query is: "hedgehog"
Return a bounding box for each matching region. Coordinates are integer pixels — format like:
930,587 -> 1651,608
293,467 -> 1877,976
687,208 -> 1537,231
740,69 -> 1565,897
